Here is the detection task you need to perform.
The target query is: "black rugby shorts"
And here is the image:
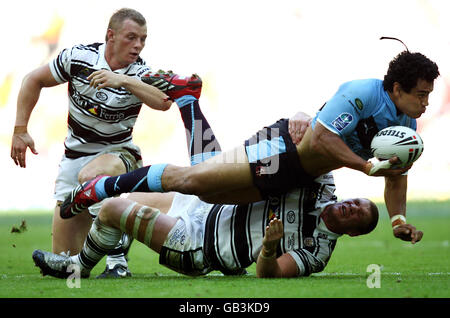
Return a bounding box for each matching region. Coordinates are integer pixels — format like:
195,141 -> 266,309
244,119 -> 315,198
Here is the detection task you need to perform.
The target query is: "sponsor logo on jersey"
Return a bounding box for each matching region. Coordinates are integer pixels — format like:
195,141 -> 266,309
355,98 -> 364,110
137,67 -> 151,77
286,210 -> 295,223
303,237 -> 315,248
79,67 -> 93,79
331,113 -> 353,131
115,96 -> 131,104
168,228 -> 186,246
97,109 -> 125,121
268,209 -> 277,220
73,91 -> 126,121
255,165 -> 270,176
95,91 -> 108,101
347,99 -> 361,113
287,233 -> 295,249
267,196 -> 280,221
88,105 -> 98,116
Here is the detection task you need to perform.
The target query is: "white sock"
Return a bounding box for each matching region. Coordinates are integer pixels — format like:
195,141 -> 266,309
77,217 -> 122,270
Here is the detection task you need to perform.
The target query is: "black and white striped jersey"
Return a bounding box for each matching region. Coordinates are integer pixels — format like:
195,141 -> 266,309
49,42 -> 151,158
203,173 -> 341,276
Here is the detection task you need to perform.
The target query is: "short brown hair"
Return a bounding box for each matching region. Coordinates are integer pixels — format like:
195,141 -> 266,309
359,200 -> 379,235
105,8 -> 146,42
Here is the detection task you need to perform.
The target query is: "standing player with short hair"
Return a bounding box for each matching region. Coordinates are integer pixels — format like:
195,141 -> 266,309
10,8 -> 202,278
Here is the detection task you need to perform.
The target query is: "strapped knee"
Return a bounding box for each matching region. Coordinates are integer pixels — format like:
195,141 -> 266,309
119,202 -> 161,247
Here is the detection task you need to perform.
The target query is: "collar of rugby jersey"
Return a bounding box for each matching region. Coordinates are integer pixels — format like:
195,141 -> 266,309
97,43 -> 134,74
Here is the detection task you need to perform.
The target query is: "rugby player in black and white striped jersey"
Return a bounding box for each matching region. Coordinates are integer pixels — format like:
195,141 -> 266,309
33,178 -> 380,278
11,8 -> 200,278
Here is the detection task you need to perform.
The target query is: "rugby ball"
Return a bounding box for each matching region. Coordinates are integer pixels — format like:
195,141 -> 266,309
370,126 -> 424,167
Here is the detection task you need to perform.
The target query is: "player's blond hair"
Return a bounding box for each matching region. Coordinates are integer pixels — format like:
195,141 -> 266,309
105,8 -> 146,42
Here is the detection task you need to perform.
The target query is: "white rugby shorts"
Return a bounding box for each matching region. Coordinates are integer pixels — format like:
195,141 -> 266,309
53,143 -> 142,202
159,193 -> 214,276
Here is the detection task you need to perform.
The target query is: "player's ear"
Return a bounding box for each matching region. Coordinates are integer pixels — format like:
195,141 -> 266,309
347,231 -> 360,237
392,82 -> 403,96
106,29 -> 115,42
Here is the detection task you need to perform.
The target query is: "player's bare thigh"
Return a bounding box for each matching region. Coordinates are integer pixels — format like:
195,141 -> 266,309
78,153 -> 127,183
121,192 -> 176,214
162,145 -> 255,198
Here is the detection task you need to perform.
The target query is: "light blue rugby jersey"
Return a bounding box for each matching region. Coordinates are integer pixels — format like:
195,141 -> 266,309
311,79 -> 416,160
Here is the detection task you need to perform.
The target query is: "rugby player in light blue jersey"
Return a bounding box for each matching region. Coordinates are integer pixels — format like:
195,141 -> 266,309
61,50 -> 438,244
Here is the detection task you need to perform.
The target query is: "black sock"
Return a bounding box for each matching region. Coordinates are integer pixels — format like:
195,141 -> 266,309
175,96 -> 221,165
102,166 -> 151,197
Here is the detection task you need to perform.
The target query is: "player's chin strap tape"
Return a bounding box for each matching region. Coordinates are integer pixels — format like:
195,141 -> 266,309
368,160 -> 392,175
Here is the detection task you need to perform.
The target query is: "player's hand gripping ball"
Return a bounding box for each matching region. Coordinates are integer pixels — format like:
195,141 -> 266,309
371,126 -> 424,168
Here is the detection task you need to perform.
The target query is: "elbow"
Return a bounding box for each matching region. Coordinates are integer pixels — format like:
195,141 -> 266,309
256,271 -> 282,279
157,100 -> 172,111
147,99 -> 172,111
255,265 -> 282,278
256,271 -> 273,279
22,71 -> 39,89
161,100 -> 172,111
25,68 -> 47,87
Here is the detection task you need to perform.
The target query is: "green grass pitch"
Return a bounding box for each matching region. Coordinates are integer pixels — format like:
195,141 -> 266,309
0,200 -> 448,299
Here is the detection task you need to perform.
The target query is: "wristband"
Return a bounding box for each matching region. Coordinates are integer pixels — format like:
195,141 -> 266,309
259,250 -> 276,260
391,214 -> 406,229
368,160 -> 392,175
14,126 -> 27,134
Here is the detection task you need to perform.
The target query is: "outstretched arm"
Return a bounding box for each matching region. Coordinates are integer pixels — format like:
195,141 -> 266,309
256,218 -> 298,278
385,175 -> 423,244
11,64 -> 59,167
310,122 -> 411,176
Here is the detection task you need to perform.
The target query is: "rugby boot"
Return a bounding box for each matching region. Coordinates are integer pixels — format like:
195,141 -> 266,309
97,234 -> 133,279
96,264 -> 132,279
60,175 -> 108,219
32,249 -> 90,279
141,70 -> 202,100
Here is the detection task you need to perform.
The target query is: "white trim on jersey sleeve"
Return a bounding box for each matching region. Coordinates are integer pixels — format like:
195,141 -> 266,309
287,250 -> 307,276
316,118 -> 342,136
49,60 -> 66,84
49,48 -> 71,84
287,249 -> 327,277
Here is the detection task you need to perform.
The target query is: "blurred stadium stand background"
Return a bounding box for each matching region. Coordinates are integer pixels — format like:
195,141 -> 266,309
0,0 -> 449,210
